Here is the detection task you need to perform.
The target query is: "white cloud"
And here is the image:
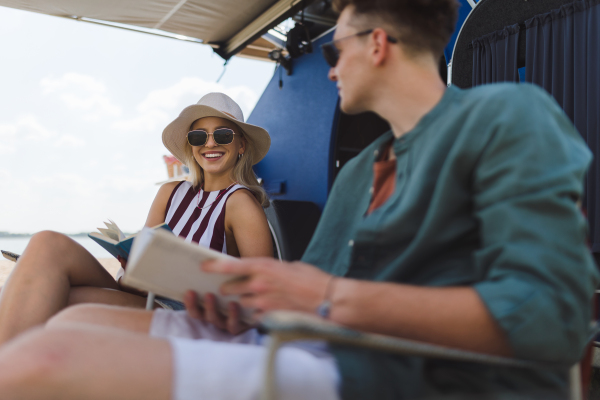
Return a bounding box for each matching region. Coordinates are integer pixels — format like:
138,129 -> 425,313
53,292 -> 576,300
31,173 -> 97,198
19,115 -> 55,141
107,175 -> 157,192
0,144 -> 15,155
112,77 -> 259,133
0,115 -> 55,154
0,120 -> 16,137
0,169 -> 161,232
54,134 -> 85,148
41,73 -> 122,121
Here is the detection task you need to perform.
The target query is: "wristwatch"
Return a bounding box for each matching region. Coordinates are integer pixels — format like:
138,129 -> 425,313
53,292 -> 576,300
317,299 -> 332,319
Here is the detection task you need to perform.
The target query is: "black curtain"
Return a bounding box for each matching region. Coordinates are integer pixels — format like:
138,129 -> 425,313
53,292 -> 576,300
524,0 -> 600,252
472,23 -> 520,86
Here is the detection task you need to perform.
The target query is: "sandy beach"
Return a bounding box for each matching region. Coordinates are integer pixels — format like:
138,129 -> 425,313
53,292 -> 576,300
0,258 -> 121,286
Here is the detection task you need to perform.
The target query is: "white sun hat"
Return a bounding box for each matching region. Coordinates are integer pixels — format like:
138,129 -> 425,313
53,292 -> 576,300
162,92 -> 270,165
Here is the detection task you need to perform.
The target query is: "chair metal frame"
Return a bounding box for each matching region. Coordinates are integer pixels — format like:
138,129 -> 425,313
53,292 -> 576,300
260,311 -> 596,400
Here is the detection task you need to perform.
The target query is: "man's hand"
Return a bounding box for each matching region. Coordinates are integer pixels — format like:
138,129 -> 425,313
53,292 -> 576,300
202,258 -> 332,319
183,290 -> 252,335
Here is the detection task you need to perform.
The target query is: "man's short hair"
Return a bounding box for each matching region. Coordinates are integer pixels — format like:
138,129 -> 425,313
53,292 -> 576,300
332,0 -> 459,58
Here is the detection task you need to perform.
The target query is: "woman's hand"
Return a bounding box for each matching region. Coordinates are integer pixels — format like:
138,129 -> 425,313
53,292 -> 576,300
117,255 -> 127,270
183,290 -> 253,335
116,256 -> 148,296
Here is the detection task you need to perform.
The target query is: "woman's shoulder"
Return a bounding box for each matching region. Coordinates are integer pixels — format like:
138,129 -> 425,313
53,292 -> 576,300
155,180 -> 190,206
226,187 -> 264,217
159,180 -> 189,195
227,186 -> 260,207
224,187 -> 268,233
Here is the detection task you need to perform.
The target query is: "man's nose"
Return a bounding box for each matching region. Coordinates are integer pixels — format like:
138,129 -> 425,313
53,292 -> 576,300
328,67 -> 338,81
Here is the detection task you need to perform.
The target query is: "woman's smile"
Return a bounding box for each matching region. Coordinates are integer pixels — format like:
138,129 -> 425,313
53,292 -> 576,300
202,151 -> 225,161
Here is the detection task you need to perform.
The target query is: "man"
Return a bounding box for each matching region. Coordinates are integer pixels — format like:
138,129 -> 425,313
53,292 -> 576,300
0,0 -> 597,399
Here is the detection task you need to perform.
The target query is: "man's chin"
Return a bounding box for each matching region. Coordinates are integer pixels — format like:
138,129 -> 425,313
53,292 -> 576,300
339,99 -> 367,115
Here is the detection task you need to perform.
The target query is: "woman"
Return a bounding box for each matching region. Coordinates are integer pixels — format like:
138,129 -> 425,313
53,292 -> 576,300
0,92 -> 273,346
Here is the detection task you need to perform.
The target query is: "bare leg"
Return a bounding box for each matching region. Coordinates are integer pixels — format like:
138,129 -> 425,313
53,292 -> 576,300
0,231 -> 146,345
68,287 -> 147,308
47,304 -> 154,334
0,325 -> 171,400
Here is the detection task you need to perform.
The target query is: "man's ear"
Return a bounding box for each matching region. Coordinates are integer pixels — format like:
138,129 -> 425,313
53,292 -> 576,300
371,28 -> 390,67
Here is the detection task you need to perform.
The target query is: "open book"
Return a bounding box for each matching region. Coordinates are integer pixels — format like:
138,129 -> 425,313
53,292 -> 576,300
122,228 -> 252,322
88,219 -> 172,260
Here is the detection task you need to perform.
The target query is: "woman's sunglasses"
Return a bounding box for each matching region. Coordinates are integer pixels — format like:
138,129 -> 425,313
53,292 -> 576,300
187,128 -> 236,146
320,29 -> 398,68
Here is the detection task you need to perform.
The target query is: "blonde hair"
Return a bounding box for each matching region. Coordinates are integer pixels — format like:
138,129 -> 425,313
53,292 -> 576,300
183,127 -> 270,208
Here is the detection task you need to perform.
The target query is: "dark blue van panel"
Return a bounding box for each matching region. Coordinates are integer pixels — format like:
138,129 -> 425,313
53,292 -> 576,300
249,32 -> 337,210
250,0 -> 473,209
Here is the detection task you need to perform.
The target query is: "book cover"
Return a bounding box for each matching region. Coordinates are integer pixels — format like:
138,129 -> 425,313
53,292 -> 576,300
88,220 -> 172,260
122,228 -> 252,322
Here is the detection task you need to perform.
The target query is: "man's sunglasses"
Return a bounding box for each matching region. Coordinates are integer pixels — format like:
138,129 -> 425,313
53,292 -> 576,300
187,128 -> 236,146
320,29 -> 398,68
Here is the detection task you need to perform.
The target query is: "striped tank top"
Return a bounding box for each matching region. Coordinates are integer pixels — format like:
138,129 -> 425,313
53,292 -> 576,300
165,181 -> 247,254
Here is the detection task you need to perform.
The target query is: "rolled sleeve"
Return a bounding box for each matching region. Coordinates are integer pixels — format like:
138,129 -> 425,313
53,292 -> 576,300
472,88 -> 599,363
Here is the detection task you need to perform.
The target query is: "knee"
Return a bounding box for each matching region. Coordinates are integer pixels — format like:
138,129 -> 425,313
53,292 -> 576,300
18,231 -> 80,274
0,328 -> 74,391
27,230 -> 73,255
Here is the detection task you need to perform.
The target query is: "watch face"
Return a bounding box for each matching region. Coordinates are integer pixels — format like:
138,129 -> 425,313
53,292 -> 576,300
317,300 -> 332,318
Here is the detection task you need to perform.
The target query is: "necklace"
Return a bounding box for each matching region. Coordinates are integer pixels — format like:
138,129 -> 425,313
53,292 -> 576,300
196,182 -> 238,210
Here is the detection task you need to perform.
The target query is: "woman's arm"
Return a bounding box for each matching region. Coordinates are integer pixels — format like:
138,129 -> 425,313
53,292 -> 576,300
145,181 -> 181,227
118,181 -> 181,293
224,190 -> 273,258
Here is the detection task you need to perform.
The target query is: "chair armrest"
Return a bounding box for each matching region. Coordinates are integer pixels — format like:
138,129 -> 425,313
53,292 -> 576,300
259,311 -> 587,400
260,311 -> 552,369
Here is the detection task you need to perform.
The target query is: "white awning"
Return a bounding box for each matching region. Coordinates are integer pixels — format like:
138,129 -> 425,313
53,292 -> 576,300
0,0 -> 308,59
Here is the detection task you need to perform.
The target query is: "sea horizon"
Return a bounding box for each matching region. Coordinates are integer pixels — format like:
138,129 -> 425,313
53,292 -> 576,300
0,231 -> 136,238
0,236 -> 113,258
0,231 -> 91,238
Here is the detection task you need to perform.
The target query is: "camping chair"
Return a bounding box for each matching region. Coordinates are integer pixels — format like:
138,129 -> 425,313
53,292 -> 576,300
259,311 -> 600,400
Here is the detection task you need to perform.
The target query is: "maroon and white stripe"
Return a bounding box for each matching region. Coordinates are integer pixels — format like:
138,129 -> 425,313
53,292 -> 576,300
165,181 -> 246,253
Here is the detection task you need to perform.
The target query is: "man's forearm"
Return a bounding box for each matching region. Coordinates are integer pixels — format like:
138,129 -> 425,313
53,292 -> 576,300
329,279 -> 513,357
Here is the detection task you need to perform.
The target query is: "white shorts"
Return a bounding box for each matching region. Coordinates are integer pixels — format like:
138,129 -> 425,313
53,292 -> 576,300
150,309 -> 341,400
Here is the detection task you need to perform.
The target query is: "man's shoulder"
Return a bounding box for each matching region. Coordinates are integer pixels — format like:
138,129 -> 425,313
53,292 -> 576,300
460,83 -> 563,123
463,82 -> 550,104
452,83 -> 579,145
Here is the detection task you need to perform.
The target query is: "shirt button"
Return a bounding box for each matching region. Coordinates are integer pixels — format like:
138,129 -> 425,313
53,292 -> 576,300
369,187 -> 374,194
348,240 -> 354,247
373,150 -> 379,158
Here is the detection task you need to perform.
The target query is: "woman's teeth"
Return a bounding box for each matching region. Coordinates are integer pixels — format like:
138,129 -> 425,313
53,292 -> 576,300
204,153 -> 223,159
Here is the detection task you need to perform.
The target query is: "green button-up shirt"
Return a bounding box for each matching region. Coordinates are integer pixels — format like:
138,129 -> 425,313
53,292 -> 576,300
302,83 -> 599,399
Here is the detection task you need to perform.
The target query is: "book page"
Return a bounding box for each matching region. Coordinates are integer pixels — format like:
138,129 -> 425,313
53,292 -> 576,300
107,219 -> 127,241
94,219 -> 127,242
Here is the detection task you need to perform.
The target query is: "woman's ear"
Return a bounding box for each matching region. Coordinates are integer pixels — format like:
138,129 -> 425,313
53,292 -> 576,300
239,136 -> 247,155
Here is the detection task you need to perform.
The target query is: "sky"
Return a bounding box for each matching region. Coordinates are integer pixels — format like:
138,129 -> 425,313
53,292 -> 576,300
0,6 -> 275,234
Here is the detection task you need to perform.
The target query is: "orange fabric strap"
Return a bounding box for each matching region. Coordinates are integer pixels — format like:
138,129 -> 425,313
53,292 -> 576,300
367,142 -> 396,215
